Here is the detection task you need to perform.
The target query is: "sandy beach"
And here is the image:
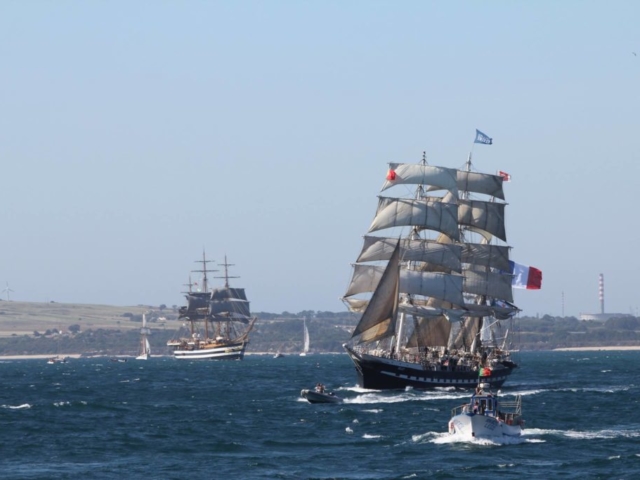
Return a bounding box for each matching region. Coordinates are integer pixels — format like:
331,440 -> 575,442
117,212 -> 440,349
553,346 -> 640,351
0,354 -> 84,360
1,347 -> 640,360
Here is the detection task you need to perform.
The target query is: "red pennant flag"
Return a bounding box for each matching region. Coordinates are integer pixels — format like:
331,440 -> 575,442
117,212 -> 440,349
498,170 -> 511,182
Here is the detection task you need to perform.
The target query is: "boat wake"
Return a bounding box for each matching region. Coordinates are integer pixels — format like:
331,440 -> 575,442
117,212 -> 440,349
526,427 -> 640,440
345,390 -> 466,405
413,431 -> 527,446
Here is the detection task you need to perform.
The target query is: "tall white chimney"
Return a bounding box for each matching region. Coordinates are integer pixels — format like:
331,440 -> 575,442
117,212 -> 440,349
599,273 -> 604,314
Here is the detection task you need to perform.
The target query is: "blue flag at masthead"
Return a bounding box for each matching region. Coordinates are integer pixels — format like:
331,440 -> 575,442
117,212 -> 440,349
474,129 -> 493,145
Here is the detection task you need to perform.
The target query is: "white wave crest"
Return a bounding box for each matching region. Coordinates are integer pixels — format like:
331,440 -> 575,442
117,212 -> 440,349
345,390 -> 467,405
2,403 -> 32,410
563,428 -> 640,440
362,434 -> 381,439
525,427 -> 640,440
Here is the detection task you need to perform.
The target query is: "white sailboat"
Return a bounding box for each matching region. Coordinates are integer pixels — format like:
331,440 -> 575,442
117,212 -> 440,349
136,314 -> 151,360
300,317 -> 310,356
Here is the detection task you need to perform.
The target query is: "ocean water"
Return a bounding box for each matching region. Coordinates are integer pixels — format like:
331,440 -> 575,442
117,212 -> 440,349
1,351 -> 639,480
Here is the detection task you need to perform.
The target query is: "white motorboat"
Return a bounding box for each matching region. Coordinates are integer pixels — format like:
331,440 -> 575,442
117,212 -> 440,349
448,381 -> 523,440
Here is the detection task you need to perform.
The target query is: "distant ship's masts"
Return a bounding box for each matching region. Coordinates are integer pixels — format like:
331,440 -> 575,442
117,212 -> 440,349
192,249 -> 217,292
183,274 -> 194,294
215,254 -> 239,289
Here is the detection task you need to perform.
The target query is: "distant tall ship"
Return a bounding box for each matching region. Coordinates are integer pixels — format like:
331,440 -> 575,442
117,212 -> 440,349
342,136 -> 520,390
167,252 -> 257,360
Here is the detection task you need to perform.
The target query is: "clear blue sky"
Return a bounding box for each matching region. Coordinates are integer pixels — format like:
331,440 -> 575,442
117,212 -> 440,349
1,1 -> 638,317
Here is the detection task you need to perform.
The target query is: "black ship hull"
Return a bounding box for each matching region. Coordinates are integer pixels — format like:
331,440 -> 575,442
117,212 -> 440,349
344,345 -> 515,390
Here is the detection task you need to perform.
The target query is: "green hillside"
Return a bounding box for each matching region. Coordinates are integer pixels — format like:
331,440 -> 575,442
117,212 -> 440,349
1,301 -> 639,357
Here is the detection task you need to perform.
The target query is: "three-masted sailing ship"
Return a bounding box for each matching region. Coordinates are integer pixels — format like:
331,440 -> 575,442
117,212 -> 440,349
342,145 -> 520,390
167,252 -> 257,360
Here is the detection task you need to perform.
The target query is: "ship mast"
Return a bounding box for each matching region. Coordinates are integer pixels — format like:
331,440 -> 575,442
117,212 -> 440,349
395,152 -> 428,356
183,275 -> 194,294
215,255 -> 239,289
193,250 -> 217,293
192,250 -> 217,340
214,255 -> 240,339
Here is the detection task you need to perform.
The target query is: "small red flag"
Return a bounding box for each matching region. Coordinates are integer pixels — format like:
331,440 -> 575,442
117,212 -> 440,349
498,170 -> 511,182
386,169 -> 396,181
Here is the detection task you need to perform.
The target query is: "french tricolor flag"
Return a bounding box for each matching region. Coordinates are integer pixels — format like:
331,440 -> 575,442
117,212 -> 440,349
509,261 -> 542,290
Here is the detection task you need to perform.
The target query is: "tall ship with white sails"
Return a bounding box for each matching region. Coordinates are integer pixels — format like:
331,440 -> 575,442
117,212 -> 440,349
342,134 -> 520,390
167,252 -> 257,360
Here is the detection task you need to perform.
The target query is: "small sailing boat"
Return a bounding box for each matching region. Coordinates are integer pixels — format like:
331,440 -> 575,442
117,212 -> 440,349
342,138 -> 522,390
299,317 -> 310,356
136,313 -> 151,360
167,252 -> 257,360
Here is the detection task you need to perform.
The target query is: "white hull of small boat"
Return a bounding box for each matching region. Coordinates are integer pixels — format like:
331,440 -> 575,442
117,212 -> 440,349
449,412 -> 522,440
300,389 -> 343,404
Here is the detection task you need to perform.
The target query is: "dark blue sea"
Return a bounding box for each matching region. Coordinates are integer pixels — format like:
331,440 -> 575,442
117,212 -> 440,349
1,351 -> 639,479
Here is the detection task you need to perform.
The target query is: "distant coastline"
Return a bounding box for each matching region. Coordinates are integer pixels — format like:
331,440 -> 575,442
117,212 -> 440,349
0,354 -> 84,360
2,347 -> 640,360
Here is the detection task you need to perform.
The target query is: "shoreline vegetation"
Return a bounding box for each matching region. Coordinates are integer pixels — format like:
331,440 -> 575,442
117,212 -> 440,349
2,300 -> 640,356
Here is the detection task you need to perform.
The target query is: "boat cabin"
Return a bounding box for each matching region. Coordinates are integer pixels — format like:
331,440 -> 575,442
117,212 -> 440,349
451,382 -> 523,426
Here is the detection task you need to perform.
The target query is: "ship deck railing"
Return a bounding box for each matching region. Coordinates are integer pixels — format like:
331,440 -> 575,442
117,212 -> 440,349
451,394 -> 522,420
